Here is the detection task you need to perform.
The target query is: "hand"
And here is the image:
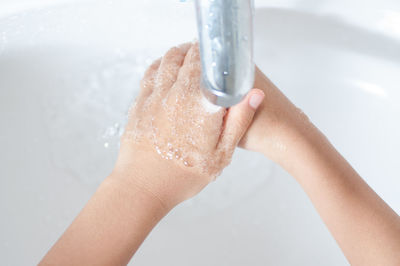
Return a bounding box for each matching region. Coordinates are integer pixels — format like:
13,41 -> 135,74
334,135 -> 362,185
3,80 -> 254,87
240,67 -> 315,165
41,46 -> 400,266
40,43 -> 264,265
240,67 -> 400,266
111,43 -> 265,209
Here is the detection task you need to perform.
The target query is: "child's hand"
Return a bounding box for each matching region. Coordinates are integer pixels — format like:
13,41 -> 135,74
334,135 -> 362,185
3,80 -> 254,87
112,43 -> 264,209
42,46 -> 400,266
239,67 -> 400,266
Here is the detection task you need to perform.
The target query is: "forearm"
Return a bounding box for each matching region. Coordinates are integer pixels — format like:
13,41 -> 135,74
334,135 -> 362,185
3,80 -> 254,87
241,66 -> 400,264
275,125 -> 400,265
40,175 -> 169,266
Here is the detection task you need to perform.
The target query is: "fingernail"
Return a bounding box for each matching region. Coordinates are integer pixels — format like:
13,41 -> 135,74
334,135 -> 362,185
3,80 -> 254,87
249,92 -> 264,109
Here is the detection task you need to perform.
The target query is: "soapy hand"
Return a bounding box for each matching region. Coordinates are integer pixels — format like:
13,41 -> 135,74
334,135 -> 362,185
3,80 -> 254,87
40,43 -> 265,266
112,43 -> 264,209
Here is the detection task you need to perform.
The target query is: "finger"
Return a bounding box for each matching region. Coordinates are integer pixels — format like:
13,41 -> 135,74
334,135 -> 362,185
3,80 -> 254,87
155,43 -> 192,93
182,42 -> 200,66
175,43 -> 202,95
125,58 -> 162,133
139,58 -> 161,98
218,89 -> 265,149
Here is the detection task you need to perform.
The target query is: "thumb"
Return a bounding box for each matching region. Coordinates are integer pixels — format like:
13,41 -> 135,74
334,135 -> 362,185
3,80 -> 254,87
219,89 -> 265,148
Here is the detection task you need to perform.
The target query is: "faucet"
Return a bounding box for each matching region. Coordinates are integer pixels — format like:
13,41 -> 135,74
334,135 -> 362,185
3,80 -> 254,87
195,0 -> 255,107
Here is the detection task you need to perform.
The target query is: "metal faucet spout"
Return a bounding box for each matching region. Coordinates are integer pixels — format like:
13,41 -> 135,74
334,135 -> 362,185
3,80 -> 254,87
195,0 -> 255,107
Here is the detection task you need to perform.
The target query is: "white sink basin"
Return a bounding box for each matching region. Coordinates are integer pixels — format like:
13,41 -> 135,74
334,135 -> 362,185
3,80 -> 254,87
1,0 -> 399,265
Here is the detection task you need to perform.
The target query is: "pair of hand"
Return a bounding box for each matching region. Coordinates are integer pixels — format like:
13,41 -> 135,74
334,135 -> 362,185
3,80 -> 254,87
41,42 -> 400,266
112,42 -> 311,209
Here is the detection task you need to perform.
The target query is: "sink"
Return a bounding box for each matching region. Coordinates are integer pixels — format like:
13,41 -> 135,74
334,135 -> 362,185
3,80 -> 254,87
1,0 -> 399,265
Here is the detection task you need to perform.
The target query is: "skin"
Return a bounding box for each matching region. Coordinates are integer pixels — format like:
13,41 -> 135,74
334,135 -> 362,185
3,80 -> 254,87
40,43 -> 265,265
40,43 -> 400,265
241,67 -> 400,265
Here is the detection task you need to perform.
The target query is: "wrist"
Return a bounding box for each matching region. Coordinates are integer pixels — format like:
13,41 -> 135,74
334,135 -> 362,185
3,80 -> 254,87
111,145 -> 206,210
260,118 -> 323,169
105,173 -> 172,215
268,121 -> 338,181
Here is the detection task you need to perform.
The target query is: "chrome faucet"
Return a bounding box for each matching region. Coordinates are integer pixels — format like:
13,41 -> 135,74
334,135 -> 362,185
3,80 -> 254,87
195,0 -> 255,107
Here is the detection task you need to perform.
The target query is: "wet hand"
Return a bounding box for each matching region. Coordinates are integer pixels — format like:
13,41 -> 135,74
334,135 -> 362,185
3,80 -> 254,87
111,43 -> 264,209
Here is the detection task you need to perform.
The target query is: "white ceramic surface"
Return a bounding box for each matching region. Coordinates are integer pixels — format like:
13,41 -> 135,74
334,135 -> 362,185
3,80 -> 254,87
1,0 -> 399,265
